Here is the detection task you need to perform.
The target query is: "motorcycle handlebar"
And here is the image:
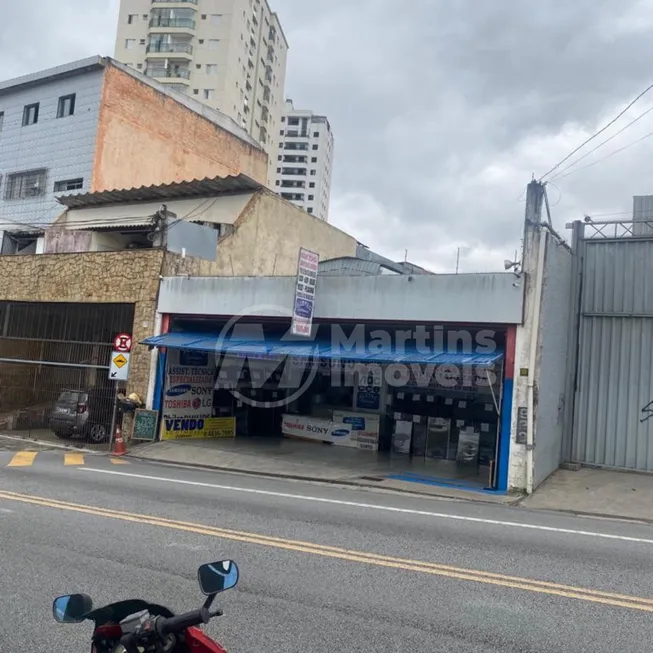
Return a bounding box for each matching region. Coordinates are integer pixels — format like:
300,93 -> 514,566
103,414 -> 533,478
156,607 -> 210,637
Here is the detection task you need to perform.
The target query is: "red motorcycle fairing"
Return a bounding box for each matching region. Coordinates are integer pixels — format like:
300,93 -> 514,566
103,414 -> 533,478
186,626 -> 228,653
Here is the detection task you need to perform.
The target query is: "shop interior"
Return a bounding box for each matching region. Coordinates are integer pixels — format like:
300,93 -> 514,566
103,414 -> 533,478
160,318 -> 507,489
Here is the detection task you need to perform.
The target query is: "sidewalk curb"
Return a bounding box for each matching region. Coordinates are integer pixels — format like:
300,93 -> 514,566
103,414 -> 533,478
516,504 -> 653,527
125,452 -> 524,506
0,433 -> 105,456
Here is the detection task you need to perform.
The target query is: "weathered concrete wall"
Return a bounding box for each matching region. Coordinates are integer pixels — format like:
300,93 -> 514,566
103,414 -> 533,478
200,191 -> 358,276
92,65 -> 268,192
533,236 -> 572,486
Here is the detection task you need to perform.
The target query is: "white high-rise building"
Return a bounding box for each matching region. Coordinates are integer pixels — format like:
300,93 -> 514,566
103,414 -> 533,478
114,0 -> 288,185
275,99 -> 334,221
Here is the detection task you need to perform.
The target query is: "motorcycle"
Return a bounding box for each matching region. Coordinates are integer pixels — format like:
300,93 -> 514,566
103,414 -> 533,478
52,559 -> 239,653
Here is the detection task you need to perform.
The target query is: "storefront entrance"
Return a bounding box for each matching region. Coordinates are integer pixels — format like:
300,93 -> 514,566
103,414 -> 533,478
145,319 -> 512,491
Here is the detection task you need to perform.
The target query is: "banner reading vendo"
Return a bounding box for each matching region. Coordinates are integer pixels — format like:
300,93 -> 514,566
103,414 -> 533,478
162,349 -> 215,421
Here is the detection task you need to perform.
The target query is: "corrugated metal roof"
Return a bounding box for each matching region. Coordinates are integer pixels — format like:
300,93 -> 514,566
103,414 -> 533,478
141,332 -> 504,365
57,174 -> 263,210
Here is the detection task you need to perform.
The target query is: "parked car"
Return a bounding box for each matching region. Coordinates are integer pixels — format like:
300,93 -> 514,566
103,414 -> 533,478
48,389 -> 113,444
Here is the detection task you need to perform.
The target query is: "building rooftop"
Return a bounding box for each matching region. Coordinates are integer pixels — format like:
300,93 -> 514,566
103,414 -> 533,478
57,174 -> 263,210
0,56 -> 262,151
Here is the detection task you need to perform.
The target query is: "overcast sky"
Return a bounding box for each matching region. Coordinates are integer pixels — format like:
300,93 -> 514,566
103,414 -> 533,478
4,0 -> 653,272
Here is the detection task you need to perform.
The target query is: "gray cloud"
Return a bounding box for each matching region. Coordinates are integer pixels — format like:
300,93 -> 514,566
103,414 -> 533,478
4,0 -> 653,272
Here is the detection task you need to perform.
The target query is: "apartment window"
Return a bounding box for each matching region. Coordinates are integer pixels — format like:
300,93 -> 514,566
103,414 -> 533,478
0,112 -> 4,132
196,64 -> 202,69
313,131 -> 319,137
206,64 -> 218,74
311,157 -> 317,163
276,167 -> 281,173
127,13 -> 138,24
137,63 -> 143,70
139,38 -> 146,45
199,39 -> 204,44
211,14 -> 222,24
22,103 -> 39,126
308,195 -> 314,201
279,130 -> 284,135
208,39 -> 220,50
312,144 -> 318,150
142,14 -> 148,20
281,116 -> 285,122
288,117 -> 299,126
310,170 -> 316,176
307,208 -> 313,214
277,155 -> 282,160
309,182 -> 315,188
204,89 -> 215,100
54,178 -> 83,192
5,169 -> 47,200
275,181 -> 280,186
124,38 -> 136,50
201,14 -> 207,19
56,94 -> 76,118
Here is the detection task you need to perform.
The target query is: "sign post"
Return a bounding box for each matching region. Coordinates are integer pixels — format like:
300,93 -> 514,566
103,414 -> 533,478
108,333 -> 133,451
291,248 -> 319,337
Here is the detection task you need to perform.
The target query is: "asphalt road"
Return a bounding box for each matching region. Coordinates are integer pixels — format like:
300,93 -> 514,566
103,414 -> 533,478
2,449 -> 653,653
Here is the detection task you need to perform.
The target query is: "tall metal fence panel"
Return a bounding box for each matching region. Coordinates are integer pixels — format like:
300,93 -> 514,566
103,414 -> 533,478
0,302 -> 134,450
566,220 -> 653,470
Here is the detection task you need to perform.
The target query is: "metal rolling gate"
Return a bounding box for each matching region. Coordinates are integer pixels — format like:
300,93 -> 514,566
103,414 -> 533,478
0,302 -> 134,448
565,217 -> 653,470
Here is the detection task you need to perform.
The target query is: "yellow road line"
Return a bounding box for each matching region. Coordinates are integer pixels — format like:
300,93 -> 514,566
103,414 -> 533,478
0,488 -> 651,612
110,458 -> 130,465
64,453 -> 85,466
7,452 -> 37,467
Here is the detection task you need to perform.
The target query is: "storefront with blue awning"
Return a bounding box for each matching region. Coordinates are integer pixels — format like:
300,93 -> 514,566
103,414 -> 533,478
141,272 -> 523,492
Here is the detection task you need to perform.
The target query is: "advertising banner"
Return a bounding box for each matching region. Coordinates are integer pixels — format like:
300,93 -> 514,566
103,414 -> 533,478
161,416 -> 236,440
291,248 -> 319,337
353,367 -> 386,414
281,414 -> 353,445
332,410 -> 380,451
162,348 -> 215,422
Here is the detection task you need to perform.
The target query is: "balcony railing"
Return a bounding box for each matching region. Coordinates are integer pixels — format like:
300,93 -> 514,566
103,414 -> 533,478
145,66 -> 191,79
146,42 -> 193,54
149,17 -> 196,29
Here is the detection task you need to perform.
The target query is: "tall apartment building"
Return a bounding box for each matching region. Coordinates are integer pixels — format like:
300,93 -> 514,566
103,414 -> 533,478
114,0 -> 288,185
275,99 -> 334,221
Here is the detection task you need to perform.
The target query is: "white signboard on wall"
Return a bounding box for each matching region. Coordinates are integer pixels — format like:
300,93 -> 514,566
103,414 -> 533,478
281,414 -> 353,445
291,248 -> 319,337
162,349 -> 215,421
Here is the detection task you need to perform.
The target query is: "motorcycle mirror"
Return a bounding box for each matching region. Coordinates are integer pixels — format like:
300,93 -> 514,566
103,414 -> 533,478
197,560 -> 239,596
53,594 -> 93,623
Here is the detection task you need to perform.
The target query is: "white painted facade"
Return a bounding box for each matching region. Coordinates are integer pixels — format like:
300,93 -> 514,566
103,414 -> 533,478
274,98 -> 334,221
114,0 -> 288,184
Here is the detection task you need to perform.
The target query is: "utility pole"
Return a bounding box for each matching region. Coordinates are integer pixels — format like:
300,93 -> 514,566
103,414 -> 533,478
522,179 -> 545,496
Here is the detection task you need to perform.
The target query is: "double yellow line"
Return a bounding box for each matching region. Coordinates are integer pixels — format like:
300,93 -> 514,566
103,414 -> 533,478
1,488 -> 652,612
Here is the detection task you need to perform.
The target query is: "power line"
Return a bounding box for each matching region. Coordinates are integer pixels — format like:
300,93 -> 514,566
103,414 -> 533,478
550,103 -> 653,181
540,81 -> 653,181
555,128 -> 653,180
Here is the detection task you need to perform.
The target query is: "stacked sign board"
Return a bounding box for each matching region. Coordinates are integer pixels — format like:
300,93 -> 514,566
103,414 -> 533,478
109,333 -> 132,381
291,248 -> 319,337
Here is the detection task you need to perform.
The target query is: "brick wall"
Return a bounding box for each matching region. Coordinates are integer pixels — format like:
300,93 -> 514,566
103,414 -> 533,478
92,65 -> 269,192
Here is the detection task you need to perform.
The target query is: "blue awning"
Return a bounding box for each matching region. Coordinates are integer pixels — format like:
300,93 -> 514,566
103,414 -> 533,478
141,332 -> 504,365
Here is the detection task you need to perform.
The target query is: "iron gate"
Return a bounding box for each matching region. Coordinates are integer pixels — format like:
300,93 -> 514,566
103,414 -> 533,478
0,302 -> 134,449
566,219 -> 653,470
